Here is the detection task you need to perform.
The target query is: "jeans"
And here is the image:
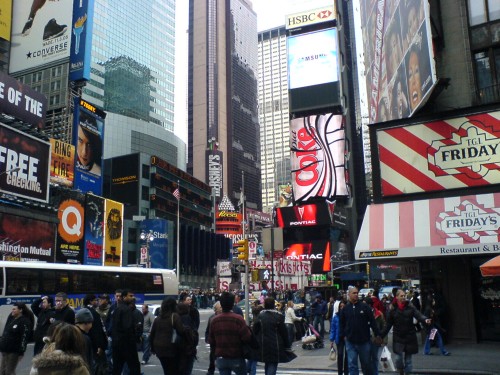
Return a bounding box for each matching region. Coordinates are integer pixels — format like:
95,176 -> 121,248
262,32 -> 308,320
313,315 -> 325,336
264,362 -> 278,375
345,340 -> 373,375
393,352 -> 413,373
336,340 -> 349,375
216,357 -> 247,375
286,323 -> 295,344
424,330 -> 448,355
370,342 -> 382,375
141,333 -> 151,363
246,359 -> 257,375
0,352 -> 20,375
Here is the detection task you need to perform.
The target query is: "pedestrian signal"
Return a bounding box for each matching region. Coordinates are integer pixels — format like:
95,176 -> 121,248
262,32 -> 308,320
236,239 -> 249,261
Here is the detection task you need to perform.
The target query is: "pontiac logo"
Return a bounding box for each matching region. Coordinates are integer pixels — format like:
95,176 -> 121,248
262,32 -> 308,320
436,201 -> 500,240
429,121 -> 500,178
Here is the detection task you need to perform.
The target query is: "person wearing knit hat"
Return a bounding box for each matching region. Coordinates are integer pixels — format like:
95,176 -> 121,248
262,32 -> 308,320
75,308 -> 94,369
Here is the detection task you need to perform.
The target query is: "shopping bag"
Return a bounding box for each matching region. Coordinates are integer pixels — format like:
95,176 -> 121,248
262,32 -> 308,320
301,328 -> 316,344
429,328 -> 438,340
379,346 -> 396,372
329,345 -> 337,362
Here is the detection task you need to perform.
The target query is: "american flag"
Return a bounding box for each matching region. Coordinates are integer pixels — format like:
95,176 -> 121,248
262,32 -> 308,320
173,188 -> 180,200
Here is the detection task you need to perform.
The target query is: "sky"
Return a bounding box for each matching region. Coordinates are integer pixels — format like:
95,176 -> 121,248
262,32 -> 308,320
173,0 -> 336,144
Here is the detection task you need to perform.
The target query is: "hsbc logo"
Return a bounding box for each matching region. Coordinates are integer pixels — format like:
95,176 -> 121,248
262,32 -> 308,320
286,7 -> 335,29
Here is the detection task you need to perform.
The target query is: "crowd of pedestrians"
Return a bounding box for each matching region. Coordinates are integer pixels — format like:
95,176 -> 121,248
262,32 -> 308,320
328,286 -> 450,375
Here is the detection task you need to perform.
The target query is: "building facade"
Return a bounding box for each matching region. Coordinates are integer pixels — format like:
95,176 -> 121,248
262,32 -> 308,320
257,27 -> 291,213
188,0 -> 261,210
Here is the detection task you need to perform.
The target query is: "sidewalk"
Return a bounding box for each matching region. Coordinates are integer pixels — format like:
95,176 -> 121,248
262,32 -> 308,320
280,339 -> 500,374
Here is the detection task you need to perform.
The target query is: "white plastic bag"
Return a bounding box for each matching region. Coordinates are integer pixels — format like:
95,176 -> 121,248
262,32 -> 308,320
379,346 -> 396,372
329,345 -> 337,362
301,327 -> 316,344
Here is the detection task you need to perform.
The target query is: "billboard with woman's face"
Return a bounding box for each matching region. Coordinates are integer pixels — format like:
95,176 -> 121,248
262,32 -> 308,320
358,0 -> 437,124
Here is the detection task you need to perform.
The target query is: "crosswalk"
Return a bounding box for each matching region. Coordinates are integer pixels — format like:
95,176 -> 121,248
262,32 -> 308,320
192,367 -> 335,375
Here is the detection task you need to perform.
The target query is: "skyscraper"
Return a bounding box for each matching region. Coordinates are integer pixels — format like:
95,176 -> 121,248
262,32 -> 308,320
258,26 -> 290,212
188,0 -> 261,210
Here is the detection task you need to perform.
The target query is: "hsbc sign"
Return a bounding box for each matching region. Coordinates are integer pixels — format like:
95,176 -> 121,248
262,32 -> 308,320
286,6 -> 336,30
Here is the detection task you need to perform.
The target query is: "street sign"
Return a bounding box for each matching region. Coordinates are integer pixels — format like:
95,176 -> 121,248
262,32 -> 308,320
234,264 -> 246,273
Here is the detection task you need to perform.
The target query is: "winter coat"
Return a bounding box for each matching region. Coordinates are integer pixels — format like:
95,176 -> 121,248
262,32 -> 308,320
329,312 -> 341,345
53,304 -> 75,325
253,309 -> 290,363
31,299 -> 55,344
149,312 -> 185,358
0,314 -> 30,354
339,301 -> 381,345
382,301 -> 427,355
30,349 -> 90,375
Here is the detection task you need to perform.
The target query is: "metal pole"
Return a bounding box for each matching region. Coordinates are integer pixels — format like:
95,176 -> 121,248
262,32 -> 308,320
242,172 -> 250,324
271,226 -> 274,296
177,180 -> 180,284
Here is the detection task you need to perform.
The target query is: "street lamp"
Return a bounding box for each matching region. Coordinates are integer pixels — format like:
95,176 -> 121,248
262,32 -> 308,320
140,230 -> 154,268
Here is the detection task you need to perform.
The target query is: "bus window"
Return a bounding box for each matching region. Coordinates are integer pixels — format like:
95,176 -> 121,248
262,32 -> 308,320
6,268 -> 39,294
40,270 -> 69,294
121,273 -> 163,293
71,271 -> 102,294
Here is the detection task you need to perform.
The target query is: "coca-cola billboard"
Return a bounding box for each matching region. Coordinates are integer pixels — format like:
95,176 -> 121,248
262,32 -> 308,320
290,113 -> 348,203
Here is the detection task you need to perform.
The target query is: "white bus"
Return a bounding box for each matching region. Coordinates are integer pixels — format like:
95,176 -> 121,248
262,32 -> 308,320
0,261 -> 178,333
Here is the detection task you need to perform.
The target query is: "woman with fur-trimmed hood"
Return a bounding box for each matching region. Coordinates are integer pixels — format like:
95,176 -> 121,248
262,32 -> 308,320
30,323 -> 90,375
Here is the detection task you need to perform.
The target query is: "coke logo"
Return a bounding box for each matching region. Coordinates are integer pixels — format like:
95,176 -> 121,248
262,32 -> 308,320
295,127 -> 319,186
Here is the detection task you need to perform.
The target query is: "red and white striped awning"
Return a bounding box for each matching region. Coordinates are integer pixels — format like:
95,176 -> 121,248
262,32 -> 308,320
355,192 -> 500,259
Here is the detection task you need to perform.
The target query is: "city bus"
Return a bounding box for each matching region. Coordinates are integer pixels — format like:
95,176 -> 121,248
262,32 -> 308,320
0,261 -> 178,333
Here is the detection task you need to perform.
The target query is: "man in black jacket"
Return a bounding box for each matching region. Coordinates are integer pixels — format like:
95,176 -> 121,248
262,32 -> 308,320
83,294 -> 108,360
53,292 -> 75,324
339,286 -> 382,375
111,289 -> 141,375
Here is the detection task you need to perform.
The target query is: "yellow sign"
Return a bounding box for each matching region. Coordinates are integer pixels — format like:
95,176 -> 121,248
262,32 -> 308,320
0,0 -> 12,41
104,199 -> 123,266
50,139 -> 75,187
286,6 -> 336,30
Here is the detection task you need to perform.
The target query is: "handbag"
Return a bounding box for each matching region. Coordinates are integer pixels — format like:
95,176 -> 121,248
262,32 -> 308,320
171,314 -> 182,345
329,345 -> 337,361
379,346 -> 395,372
301,327 -> 316,344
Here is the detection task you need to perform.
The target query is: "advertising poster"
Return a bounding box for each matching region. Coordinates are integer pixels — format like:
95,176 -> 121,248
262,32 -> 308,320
9,0 -> 72,74
205,149 -> 223,201
83,193 -> 104,266
103,199 -> 123,267
73,98 -> 105,195
49,138 -> 74,187
139,219 -> 168,269
69,0 -> 94,81
56,190 -> 85,264
288,28 -> 339,89
0,123 -> 51,202
0,213 -> 55,262
0,71 -> 47,128
290,113 -> 347,203
283,240 -> 331,274
0,0 -> 12,41
375,110 -> 500,197
359,0 -> 437,123
110,153 -> 139,220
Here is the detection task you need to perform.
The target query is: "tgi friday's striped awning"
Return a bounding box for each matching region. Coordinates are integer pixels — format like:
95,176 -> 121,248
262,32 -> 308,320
355,192 -> 500,260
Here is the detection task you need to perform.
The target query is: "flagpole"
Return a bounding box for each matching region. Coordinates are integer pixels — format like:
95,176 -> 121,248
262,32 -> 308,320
177,180 -> 180,284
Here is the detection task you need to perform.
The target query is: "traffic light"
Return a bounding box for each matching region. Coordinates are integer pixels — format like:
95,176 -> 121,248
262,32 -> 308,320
236,239 -> 249,261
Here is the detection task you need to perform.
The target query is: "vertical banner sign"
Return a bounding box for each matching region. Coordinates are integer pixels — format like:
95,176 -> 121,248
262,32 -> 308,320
56,190 -> 85,264
140,219 -> 168,269
10,0 -> 72,74
205,149 -> 223,201
69,0 -> 95,81
290,113 -> 348,203
50,138 -> 75,187
73,98 -> 105,195
0,123 -> 50,202
83,193 -> 104,266
103,199 -> 123,266
0,213 -> 55,262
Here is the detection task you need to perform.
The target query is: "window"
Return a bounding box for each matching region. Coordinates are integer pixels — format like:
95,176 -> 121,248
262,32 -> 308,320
468,0 -> 500,26
142,164 -> 150,179
141,185 -> 149,201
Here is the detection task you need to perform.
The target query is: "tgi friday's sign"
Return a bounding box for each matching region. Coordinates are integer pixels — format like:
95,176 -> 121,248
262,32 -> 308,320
375,110 -> 500,197
355,192 -> 500,259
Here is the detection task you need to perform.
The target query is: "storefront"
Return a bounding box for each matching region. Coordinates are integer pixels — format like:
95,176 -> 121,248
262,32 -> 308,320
355,194 -> 500,342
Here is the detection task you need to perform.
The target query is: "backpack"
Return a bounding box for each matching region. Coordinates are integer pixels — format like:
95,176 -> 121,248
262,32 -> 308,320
180,315 -> 199,357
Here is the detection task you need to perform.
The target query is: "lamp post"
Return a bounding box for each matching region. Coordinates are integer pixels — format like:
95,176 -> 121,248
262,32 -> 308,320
140,230 -> 154,268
